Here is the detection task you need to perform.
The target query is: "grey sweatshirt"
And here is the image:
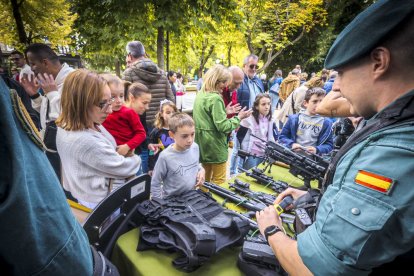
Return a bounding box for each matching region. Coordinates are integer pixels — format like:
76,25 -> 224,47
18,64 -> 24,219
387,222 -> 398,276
296,112 -> 325,147
151,143 -> 202,198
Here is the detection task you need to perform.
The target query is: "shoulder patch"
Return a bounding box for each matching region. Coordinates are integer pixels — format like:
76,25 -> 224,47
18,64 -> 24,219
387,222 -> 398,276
10,89 -> 46,150
354,170 -> 394,194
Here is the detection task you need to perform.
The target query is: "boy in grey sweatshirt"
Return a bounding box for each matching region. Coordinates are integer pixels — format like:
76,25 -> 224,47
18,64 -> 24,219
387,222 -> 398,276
151,113 -> 205,198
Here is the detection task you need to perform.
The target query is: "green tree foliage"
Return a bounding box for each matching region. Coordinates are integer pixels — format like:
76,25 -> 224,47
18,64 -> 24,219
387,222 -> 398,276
0,0 -> 75,49
71,0 -> 238,71
266,0 -> 375,77
242,0 -> 327,73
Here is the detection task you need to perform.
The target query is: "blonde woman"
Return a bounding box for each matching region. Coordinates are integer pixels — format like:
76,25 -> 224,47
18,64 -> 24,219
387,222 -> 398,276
193,65 -> 252,184
56,69 -> 140,209
275,76 -> 325,126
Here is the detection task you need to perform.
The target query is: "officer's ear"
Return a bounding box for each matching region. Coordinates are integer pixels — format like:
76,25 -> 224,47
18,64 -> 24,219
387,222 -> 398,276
370,47 -> 391,80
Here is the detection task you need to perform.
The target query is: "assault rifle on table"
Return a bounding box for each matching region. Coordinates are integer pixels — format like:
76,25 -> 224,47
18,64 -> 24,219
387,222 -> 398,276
264,141 -> 328,188
229,179 -> 277,206
238,166 -> 289,194
203,182 -> 295,224
240,134 -> 329,189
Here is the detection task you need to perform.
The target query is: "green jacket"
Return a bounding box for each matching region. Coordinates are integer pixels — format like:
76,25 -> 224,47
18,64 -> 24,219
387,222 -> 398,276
297,90 -> 414,275
193,90 -> 240,163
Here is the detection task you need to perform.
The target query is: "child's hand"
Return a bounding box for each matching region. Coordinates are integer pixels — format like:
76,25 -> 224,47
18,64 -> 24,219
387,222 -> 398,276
305,146 -> 317,154
238,107 -> 253,120
148,143 -> 163,155
148,170 -> 153,177
195,168 -> 205,188
292,143 -> 302,151
117,144 -> 131,156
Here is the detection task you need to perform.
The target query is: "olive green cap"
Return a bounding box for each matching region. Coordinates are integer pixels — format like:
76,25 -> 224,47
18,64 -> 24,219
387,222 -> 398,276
325,0 -> 414,69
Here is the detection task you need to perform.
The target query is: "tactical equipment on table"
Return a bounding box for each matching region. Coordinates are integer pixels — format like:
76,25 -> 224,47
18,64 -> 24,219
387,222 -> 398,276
274,195 -> 293,215
229,179 -> 277,206
237,235 -> 287,276
204,182 -> 295,224
238,166 -> 289,194
203,182 -> 267,212
136,190 -> 250,272
264,141 -> 329,188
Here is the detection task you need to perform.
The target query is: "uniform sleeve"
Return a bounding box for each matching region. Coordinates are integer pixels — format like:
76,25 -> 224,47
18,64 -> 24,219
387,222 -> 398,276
125,109 -> 146,150
210,94 -> 240,133
298,131 -> 414,274
151,153 -> 168,198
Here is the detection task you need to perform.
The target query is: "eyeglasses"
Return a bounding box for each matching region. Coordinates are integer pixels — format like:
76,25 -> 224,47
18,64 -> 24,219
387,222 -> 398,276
10,57 -> 22,61
249,64 -> 259,70
97,97 -> 115,111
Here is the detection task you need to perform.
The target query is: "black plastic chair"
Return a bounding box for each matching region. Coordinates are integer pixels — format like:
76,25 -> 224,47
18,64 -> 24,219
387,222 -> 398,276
83,174 -> 151,257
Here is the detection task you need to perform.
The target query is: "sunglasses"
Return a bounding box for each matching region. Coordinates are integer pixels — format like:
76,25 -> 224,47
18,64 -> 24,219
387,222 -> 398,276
249,64 -> 259,70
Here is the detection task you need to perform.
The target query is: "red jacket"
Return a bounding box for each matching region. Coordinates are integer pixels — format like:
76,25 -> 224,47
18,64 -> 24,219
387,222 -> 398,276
102,105 -> 146,150
222,87 -> 238,119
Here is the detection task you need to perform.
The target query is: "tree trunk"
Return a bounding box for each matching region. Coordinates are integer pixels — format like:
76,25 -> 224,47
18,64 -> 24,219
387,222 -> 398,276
157,26 -> 165,70
197,44 -> 214,78
10,0 -> 28,45
114,58 -> 121,77
166,31 -> 170,72
227,45 -> 232,66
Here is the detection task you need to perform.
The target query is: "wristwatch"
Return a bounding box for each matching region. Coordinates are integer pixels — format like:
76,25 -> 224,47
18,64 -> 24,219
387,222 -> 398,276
264,225 -> 282,242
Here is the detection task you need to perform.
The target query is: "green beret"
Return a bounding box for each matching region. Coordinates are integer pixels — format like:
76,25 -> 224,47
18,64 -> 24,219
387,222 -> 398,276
325,0 -> 414,69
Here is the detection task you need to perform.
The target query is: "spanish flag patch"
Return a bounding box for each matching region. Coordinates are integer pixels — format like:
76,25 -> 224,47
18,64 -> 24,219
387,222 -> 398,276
354,170 -> 394,194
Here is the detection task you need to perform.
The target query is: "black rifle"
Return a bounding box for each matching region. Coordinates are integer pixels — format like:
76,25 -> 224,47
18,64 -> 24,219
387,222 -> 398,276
229,179 -> 277,206
264,141 -> 329,189
203,182 -> 295,224
238,167 -> 289,194
203,182 -> 267,212
238,166 -> 289,194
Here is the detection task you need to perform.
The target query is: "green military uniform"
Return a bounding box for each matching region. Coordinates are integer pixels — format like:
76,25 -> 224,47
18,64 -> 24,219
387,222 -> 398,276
298,90 -> 414,274
295,0 -> 414,274
193,89 -> 240,163
0,78 -> 93,275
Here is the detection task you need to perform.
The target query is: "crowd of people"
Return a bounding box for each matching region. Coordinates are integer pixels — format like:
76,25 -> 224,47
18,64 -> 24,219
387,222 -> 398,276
1,0 -> 414,274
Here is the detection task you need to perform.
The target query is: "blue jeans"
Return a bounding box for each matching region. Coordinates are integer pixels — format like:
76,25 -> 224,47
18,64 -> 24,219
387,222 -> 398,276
229,131 -> 243,175
242,156 -> 264,170
137,149 -> 149,175
269,92 -> 280,113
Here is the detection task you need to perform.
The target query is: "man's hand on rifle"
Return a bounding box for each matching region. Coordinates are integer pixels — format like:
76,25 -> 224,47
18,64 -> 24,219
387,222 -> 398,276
274,187 -> 308,208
